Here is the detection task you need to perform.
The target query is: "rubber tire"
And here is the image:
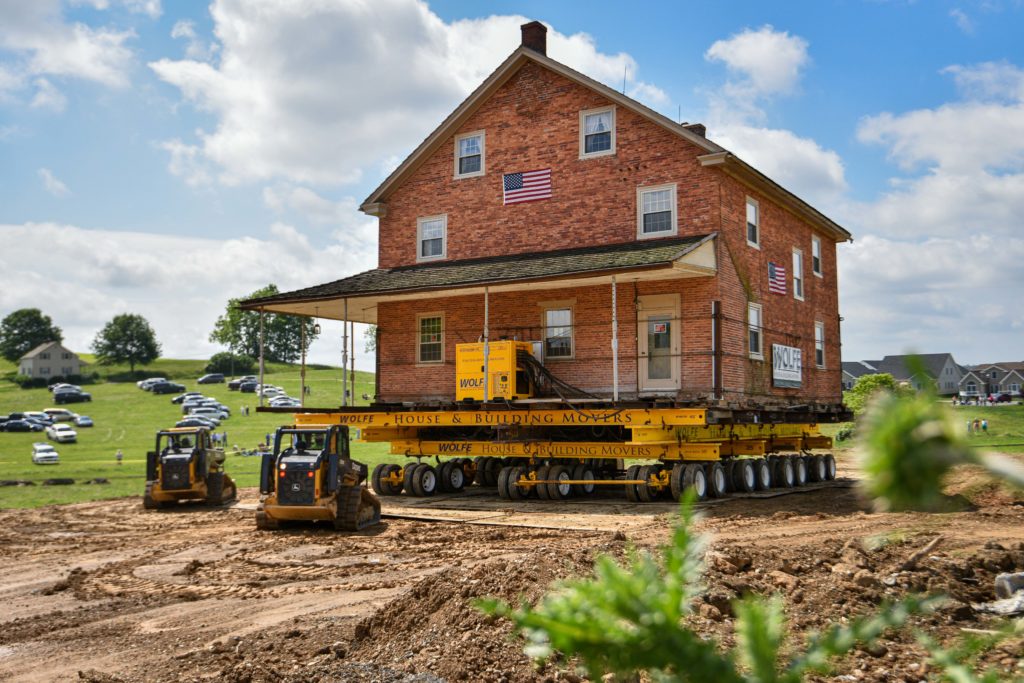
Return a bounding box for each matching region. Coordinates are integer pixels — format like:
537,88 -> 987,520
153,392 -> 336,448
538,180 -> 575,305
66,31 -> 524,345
534,465 -> 551,500
774,458 -> 794,488
824,453 -> 837,480
624,465 -> 641,502
571,464 -> 595,496
485,459 -> 503,487
706,462 -> 728,498
793,457 -> 808,487
685,465 -> 709,501
636,465 -> 655,502
371,463 -> 389,495
496,466 -> 512,500
403,463 -> 419,495
507,466 -> 528,501
415,464 -> 438,497
807,454 -> 826,483
447,461 -> 466,492
437,462 -> 455,493
383,464 -> 404,495
547,465 -> 572,500
732,460 -> 756,494
205,471 -> 224,505
754,458 -> 772,490
721,460 -> 736,494
669,463 -> 686,501
255,508 -> 279,530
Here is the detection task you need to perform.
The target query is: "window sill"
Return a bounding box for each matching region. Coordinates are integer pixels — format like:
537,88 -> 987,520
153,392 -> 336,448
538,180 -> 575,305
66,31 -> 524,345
415,361 -> 445,367
749,353 -> 764,361
545,355 -> 575,362
416,254 -> 447,264
813,271 -> 823,278
746,240 -> 760,250
637,229 -> 678,241
579,150 -> 615,160
453,171 -> 484,180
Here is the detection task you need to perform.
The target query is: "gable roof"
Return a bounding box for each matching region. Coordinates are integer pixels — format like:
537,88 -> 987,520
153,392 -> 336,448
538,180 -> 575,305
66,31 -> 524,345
841,361 -> 878,378
360,45 -> 851,243
19,341 -> 71,361
873,353 -> 957,381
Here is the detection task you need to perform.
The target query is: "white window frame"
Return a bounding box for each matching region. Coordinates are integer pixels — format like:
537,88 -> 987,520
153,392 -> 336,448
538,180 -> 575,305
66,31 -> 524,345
416,313 -> 444,365
636,183 -> 678,239
453,130 -> 485,179
746,197 -> 760,249
811,235 -> 822,277
748,303 -> 763,360
814,320 -> 825,368
579,106 -> 616,159
541,305 -> 574,360
416,214 -> 447,263
792,248 -> 804,301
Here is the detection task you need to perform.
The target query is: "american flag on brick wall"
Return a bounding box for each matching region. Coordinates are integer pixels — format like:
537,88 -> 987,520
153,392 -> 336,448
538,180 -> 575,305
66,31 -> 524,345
503,168 -> 552,205
768,262 -> 787,295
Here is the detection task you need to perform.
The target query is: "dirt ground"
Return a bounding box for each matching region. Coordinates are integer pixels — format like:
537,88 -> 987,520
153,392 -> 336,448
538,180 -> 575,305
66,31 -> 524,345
1,459 -> 1022,683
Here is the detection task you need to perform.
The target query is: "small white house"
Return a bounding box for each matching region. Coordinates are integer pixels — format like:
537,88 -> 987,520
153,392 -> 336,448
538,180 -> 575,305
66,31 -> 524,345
18,341 -> 85,378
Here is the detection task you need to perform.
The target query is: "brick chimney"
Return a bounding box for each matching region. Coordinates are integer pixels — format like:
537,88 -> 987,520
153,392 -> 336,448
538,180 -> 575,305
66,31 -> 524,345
682,122 -> 707,138
520,21 -> 547,55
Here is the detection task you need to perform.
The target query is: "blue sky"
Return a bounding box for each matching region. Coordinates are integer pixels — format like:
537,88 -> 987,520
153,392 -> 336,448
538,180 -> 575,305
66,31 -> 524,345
1,0 -> 1022,371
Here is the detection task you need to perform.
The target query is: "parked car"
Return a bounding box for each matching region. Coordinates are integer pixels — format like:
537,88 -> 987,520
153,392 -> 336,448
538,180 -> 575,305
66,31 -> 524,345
189,407 -> 226,422
24,411 -> 54,426
55,390 -> 91,405
151,382 -> 186,395
2,419 -> 44,432
176,417 -> 217,429
197,373 -> 225,384
228,375 -> 257,390
75,415 -> 94,427
46,423 -> 78,443
171,392 -> 202,405
49,383 -> 81,393
270,397 -> 301,408
32,443 -> 60,465
239,381 -> 257,393
994,393 -> 1014,403
137,377 -> 166,389
43,408 -> 78,422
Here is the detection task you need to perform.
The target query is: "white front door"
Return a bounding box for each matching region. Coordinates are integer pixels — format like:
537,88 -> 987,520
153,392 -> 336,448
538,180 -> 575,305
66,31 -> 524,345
638,294 -> 680,393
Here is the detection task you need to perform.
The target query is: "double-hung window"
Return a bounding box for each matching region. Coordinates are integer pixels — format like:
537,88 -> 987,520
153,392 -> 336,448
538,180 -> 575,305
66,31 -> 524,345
417,314 -> 444,364
814,321 -> 825,368
417,215 -> 446,262
812,235 -> 822,277
637,184 -> 677,238
454,131 -> 484,178
580,106 -> 615,158
746,198 -> 760,248
792,248 -> 804,301
543,308 -> 573,359
748,303 -> 763,360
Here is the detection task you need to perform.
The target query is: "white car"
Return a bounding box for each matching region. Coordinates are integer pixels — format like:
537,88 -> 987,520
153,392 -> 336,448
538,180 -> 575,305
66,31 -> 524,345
46,423 -> 78,443
137,377 -> 167,390
188,407 -> 224,424
32,443 -> 60,465
44,408 -> 78,422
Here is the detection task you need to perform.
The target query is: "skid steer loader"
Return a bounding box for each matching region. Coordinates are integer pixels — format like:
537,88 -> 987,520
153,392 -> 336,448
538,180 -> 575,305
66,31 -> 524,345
144,427 -> 237,508
256,424 -> 381,531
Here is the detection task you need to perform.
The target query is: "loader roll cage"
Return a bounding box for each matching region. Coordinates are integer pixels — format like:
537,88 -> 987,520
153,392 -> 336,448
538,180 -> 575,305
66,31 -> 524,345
147,429 -> 210,482
259,425 -> 352,497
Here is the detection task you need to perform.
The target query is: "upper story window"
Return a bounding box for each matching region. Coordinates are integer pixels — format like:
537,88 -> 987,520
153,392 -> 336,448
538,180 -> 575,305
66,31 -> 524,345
637,184 -> 677,238
417,215 -> 447,262
454,131 -> 484,178
417,314 -> 444,364
746,197 -> 760,248
814,321 -> 825,368
748,303 -> 763,360
543,307 -> 573,359
41,352 -> 50,359
792,248 -> 804,301
811,235 -> 822,277
580,106 -> 615,158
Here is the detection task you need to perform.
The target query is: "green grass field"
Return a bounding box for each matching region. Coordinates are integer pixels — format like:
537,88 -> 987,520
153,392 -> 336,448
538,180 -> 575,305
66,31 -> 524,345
0,363 -> 397,509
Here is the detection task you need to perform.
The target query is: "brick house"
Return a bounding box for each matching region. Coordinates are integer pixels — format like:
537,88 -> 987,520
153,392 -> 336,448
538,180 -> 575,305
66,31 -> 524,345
245,23 -> 851,408
18,341 -> 84,379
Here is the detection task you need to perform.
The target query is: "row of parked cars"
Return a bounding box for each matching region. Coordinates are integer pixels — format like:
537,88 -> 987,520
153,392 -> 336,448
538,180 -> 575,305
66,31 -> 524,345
49,382 -> 92,405
172,391 -> 233,429
0,408 -> 93,436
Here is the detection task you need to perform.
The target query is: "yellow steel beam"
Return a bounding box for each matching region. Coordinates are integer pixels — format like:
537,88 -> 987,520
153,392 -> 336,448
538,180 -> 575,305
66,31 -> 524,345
295,408 -> 708,429
389,439 -> 720,461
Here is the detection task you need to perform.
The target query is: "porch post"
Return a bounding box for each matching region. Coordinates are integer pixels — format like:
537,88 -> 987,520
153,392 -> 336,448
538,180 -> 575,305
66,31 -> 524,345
711,300 -> 722,400
483,286 -> 490,403
611,276 -> 619,402
300,321 -> 306,408
258,308 -> 265,408
350,320 -> 356,404
342,299 -> 349,407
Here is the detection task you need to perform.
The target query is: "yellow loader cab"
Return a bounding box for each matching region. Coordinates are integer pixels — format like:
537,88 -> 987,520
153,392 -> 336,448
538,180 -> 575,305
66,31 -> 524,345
144,427 -> 237,509
256,424 -> 381,531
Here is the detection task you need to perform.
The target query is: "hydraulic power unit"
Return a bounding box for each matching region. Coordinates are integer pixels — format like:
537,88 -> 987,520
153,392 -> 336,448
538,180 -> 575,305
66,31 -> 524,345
455,341 -> 534,401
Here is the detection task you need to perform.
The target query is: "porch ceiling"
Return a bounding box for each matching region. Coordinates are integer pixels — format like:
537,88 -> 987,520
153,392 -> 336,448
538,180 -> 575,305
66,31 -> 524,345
241,234 -> 717,324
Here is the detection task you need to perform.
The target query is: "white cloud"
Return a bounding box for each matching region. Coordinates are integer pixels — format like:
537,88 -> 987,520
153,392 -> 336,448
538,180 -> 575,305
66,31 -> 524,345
0,221 -> 378,366
262,184 -> 372,229
949,8 -> 975,35
37,167 -> 70,196
942,61 -> 1024,102
151,0 -> 667,188
705,25 -> 809,100
170,19 -> 215,61
30,77 -> 67,111
69,0 -> 162,19
159,138 -> 213,188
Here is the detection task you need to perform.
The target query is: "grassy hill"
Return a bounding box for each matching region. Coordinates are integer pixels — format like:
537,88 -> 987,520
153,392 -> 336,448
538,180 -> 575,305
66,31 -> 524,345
0,362 -> 394,509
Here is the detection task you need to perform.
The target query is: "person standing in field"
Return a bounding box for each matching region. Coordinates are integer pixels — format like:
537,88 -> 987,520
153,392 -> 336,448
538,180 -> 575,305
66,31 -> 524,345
116,448 -> 123,465
981,419 -> 988,433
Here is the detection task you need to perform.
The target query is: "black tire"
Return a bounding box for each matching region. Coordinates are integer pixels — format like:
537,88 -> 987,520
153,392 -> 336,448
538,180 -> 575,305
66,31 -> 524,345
706,462 -> 727,498
624,464 -> 641,502
484,458 -> 502,487
534,465 -> 552,500
437,462 -> 454,493
143,482 -> 161,510
445,461 -> 466,492
497,466 -> 512,500
720,460 -> 736,494
636,465 -> 654,502
685,465 -> 709,501
732,460 -> 756,494
793,457 -> 808,486
669,463 -> 685,501
371,463 -> 388,495
507,466 -> 528,501
571,464 -> 595,496
754,458 -> 772,490
412,464 -> 437,497
807,455 -> 826,483
255,508 -> 279,530
403,463 -> 419,494
205,471 -> 224,505
473,457 -> 488,486
383,464 -> 404,495
774,458 -> 794,488
824,453 -> 837,480
547,465 -> 572,500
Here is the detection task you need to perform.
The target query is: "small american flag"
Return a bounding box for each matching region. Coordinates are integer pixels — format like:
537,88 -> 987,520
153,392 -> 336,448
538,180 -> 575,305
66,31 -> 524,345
503,168 -> 552,205
768,262 -> 787,295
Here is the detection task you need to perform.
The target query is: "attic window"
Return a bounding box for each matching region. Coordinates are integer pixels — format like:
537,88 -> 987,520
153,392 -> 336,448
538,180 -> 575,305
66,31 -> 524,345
454,131 -> 484,178
580,106 -> 615,158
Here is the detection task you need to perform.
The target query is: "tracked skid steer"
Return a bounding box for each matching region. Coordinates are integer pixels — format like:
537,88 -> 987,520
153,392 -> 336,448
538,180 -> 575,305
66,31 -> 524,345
256,424 -> 381,531
144,427 -> 237,509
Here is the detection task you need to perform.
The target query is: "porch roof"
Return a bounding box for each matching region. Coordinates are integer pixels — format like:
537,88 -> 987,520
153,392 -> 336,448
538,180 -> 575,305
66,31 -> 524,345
240,234 -> 716,324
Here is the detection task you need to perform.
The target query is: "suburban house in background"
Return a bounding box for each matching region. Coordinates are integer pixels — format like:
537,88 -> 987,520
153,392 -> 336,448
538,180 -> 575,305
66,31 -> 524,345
841,353 -> 963,395
959,362 -> 1024,398
243,22 -> 852,408
18,341 -> 85,378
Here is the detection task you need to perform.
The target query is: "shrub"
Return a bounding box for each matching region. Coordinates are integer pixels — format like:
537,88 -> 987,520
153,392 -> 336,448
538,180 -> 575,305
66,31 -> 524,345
205,352 -> 256,375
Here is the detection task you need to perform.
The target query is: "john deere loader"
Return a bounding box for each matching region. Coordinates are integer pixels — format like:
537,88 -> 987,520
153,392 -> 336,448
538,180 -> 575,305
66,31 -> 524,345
256,424 -> 381,531
143,427 -> 237,508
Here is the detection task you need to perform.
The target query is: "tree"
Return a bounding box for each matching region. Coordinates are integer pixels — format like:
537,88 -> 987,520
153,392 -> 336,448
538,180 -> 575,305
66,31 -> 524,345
209,284 -> 318,363
91,313 -> 161,374
206,351 -> 256,375
843,373 -> 912,415
0,308 -> 63,362
364,324 -> 377,353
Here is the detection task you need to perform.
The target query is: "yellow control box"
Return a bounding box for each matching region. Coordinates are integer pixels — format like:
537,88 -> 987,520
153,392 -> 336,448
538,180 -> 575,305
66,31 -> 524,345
455,341 -> 534,401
